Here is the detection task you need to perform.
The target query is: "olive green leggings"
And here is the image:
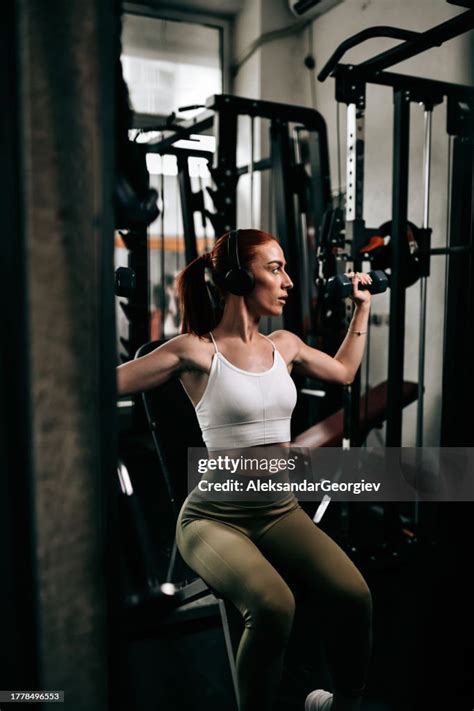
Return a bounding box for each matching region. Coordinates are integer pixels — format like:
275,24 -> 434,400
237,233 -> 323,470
176,496 -> 372,711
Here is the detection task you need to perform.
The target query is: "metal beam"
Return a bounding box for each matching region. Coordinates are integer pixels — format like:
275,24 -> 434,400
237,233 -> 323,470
146,110 -> 215,154
335,64 -> 474,107
207,94 -> 329,129
177,153 -> 199,263
387,89 -> 411,445
271,120 -> 304,337
148,94 -> 330,157
441,132 -> 474,445
358,10 -> 474,75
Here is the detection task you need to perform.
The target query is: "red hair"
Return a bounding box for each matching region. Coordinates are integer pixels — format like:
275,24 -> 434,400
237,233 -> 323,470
176,229 -> 278,336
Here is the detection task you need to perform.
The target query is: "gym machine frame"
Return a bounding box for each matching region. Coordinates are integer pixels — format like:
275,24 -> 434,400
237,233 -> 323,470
147,93 -> 332,343
318,8 -> 474,448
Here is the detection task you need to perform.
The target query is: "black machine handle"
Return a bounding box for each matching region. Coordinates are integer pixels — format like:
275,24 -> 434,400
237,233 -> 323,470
318,26 -> 421,82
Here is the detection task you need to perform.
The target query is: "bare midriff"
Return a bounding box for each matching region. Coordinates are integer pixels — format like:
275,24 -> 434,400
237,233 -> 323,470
208,441 -> 291,456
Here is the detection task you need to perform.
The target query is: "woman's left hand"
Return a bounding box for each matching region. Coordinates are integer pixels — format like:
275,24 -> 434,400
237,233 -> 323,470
346,270 -> 372,307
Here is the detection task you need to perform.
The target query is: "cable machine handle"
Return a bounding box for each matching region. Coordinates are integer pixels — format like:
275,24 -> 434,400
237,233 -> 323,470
317,26 -> 421,82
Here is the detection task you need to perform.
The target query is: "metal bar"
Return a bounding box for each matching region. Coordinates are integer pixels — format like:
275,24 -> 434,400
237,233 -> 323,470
213,107 -> 238,233
149,94 -> 329,157
270,120 -> 304,336
349,354 -> 362,445
293,128 -> 311,339
249,115 -> 255,226
346,104 -> 357,222
146,146 -> 214,160
335,64 -> 474,103
148,95 -> 332,171
422,245 -> 472,255
357,10 -> 474,75
125,227 -> 149,361
416,108 -> 433,447
132,111 -> 173,129
441,136 -> 452,439
295,123 -> 332,350
345,107 -> 368,255
160,172 -> 166,338
270,118 -> 312,435
387,89 -> 411,446
343,386 -> 352,448
304,126 -> 332,225
207,93 -> 329,129
440,134 -> 474,445
217,599 -> 240,709
317,25 -> 421,82
346,104 -> 366,444
346,104 -> 365,222
236,157 -> 272,176
148,110 -> 215,153
176,153 -> 199,262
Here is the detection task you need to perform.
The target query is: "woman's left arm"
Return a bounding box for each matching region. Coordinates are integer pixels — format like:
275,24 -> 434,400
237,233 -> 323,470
283,271 -> 372,385
331,300 -> 371,382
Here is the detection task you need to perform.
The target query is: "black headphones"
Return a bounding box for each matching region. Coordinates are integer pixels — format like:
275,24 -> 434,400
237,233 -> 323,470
222,229 -> 255,296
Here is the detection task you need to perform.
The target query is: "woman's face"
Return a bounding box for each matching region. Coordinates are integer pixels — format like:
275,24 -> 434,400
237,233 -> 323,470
244,241 -> 294,317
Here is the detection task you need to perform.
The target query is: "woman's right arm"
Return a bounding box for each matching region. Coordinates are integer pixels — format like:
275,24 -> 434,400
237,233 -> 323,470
116,336 -> 187,397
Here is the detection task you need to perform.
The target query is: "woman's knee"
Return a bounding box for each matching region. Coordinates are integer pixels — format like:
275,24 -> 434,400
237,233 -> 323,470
247,585 -> 296,639
345,577 -> 372,620
323,571 -> 372,622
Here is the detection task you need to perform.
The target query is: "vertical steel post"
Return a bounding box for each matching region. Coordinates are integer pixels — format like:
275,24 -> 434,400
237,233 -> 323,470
271,118 -> 309,434
387,89 -> 411,446
346,102 -> 366,444
270,119 -> 304,337
177,153 -> 199,263
440,99 -> 474,445
345,103 -> 365,229
416,108 -> 433,447
293,127 -> 312,339
249,115 -> 255,227
213,106 -> 238,233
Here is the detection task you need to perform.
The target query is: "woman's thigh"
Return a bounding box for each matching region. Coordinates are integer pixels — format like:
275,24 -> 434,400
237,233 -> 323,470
255,506 -> 371,603
176,517 -> 296,624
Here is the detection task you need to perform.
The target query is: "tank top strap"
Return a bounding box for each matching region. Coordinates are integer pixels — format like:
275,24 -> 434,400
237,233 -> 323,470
260,333 -> 276,352
209,331 -> 219,353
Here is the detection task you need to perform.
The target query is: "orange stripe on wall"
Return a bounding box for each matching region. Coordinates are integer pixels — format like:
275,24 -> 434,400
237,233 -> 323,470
115,233 -> 211,252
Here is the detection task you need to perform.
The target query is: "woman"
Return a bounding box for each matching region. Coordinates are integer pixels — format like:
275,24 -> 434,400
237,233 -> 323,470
117,229 -> 373,711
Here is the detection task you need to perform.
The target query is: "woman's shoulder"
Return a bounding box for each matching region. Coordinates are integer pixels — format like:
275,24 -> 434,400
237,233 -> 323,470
162,333 -> 213,354
267,330 -> 300,361
164,332 -> 214,371
267,329 -> 299,346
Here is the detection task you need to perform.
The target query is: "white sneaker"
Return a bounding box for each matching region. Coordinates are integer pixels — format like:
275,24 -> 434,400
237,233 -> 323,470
304,689 -> 333,711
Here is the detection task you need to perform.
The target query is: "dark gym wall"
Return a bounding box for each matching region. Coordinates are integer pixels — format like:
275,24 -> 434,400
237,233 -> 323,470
1,0 -> 117,708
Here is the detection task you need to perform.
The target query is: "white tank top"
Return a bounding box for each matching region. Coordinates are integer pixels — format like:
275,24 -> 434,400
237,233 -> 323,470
193,332 -> 297,450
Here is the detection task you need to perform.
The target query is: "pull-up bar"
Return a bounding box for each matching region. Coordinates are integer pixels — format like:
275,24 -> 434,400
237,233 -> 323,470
317,26 -> 421,82
318,9 -> 474,82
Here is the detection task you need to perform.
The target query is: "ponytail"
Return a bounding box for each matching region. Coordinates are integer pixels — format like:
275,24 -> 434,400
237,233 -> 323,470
176,253 -> 219,336
177,229 -> 278,336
